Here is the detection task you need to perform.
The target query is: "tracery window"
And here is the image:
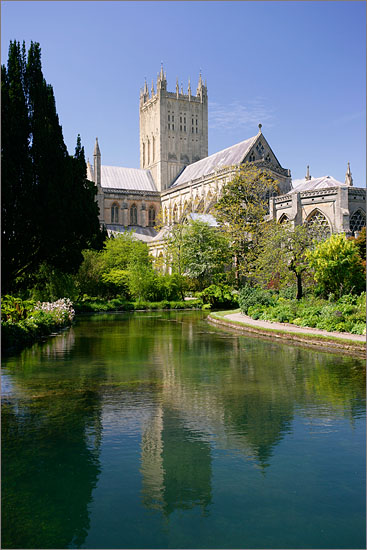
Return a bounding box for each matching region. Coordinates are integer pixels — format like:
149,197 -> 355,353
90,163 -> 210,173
249,150 -> 255,162
256,141 -> 265,157
130,204 -> 138,225
350,209 -> 366,234
305,210 -> 331,239
111,203 -> 119,223
148,206 -> 156,227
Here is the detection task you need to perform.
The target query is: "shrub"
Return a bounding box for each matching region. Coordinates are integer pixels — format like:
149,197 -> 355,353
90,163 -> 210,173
198,284 -> 238,309
238,284 -> 275,314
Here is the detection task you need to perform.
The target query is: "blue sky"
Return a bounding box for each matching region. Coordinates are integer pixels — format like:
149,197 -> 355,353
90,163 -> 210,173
2,1 -> 366,185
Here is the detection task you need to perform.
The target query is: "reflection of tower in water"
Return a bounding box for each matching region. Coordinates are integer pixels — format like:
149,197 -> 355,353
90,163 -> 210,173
140,403 -> 212,517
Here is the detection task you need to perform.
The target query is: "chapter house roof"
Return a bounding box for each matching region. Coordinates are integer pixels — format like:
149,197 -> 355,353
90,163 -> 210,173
290,175 -> 347,193
101,166 -> 158,192
170,135 -> 258,188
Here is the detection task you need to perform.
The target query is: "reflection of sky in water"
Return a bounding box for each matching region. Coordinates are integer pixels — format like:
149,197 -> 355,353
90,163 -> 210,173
1,374 -> 15,396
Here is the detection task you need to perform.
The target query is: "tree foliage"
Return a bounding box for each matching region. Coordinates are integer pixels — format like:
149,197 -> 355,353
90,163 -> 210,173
165,220 -> 232,290
1,41 -> 104,293
254,221 -> 319,299
214,163 -> 279,278
306,233 -> 365,297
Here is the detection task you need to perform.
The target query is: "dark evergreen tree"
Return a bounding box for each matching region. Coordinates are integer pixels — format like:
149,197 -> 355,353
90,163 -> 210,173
1,41 -> 105,293
1,41 -> 36,292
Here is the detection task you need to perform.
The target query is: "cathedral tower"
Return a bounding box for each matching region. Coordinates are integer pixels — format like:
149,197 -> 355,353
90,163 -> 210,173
139,66 -> 208,191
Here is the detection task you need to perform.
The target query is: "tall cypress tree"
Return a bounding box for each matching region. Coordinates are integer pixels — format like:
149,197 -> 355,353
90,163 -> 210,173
1,41 -> 36,292
1,41 -> 105,293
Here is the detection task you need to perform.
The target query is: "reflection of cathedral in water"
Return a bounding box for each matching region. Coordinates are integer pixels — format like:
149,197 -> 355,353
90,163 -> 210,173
139,326 -> 296,514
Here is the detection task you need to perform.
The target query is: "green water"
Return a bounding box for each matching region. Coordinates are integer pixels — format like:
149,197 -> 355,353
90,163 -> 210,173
2,311 -> 366,549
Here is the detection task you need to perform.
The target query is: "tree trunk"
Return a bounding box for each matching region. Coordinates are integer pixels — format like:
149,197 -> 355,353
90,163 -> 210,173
296,273 -> 303,300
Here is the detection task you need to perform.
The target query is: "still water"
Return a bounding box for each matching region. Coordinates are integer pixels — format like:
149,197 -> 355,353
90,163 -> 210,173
2,311 -> 366,549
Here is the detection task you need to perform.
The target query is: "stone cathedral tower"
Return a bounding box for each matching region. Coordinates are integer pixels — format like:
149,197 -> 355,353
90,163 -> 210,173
139,65 -> 208,191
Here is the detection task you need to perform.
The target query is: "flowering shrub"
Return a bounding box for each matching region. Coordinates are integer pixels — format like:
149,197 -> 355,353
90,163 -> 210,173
33,298 -> 75,325
2,297 -> 75,352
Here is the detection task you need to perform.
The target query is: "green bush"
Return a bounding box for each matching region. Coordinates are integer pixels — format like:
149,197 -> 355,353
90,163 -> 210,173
241,292 -> 366,334
198,284 -> 238,309
238,284 -> 275,314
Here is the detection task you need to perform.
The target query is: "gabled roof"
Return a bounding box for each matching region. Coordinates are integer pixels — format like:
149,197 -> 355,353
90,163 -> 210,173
105,224 -> 157,241
170,135 -> 258,188
101,166 -> 158,192
290,175 -> 347,193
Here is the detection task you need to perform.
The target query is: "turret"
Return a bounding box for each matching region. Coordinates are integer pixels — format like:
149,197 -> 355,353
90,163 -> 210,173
345,161 -> 353,186
305,165 -> 311,181
93,137 -> 104,224
93,137 -> 101,186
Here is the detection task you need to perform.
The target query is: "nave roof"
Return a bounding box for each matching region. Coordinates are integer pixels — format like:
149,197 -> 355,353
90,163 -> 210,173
100,165 -> 158,192
169,135 -> 258,189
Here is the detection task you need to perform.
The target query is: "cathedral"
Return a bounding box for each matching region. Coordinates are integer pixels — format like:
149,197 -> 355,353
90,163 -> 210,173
87,66 -> 365,255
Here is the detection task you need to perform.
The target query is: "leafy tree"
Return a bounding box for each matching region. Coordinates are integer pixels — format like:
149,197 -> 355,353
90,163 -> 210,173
306,233 -> 365,297
254,221 -> 318,300
214,163 -> 278,281
180,220 -> 233,290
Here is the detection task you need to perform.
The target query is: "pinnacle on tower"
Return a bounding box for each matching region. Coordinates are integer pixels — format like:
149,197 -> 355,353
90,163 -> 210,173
188,77 -> 191,98
93,137 -> 100,156
144,78 -> 148,95
305,165 -> 311,180
258,123 -> 262,133
197,71 -> 203,94
151,79 -> 155,96
345,161 -> 353,186
176,78 -> 179,96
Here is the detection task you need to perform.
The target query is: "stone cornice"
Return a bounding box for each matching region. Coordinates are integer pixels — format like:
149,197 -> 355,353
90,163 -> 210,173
103,188 -> 160,198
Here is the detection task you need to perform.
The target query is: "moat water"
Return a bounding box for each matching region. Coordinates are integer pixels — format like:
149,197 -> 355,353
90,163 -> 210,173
2,311 -> 366,549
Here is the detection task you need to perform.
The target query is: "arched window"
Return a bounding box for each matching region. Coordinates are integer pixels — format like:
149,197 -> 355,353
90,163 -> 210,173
111,203 -> 119,223
173,204 -> 178,223
148,206 -> 156,227
350,209 -> 366,235
306,209 -> 331,239
249,150 -> 255,162
279,214 -> 289,224
130,204 -> 137,225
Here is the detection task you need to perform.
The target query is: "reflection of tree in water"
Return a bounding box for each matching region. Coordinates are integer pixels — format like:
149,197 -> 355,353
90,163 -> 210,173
2,330 -> 103,549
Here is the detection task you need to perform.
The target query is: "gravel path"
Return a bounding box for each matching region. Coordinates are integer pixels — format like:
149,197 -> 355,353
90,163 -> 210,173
224,312 -> 366,343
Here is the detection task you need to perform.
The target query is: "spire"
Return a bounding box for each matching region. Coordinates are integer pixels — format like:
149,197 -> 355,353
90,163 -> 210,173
93,137 -> 100,157
180,82 -> 183,95
188,77 -> 191,100
144,78 -> 148,95
305,165 -> 311,180
345,161 -> 353,186
160,62 -> 164,80
176,77 -> 179,97
151,79 -> 155,96
258,123 -> 262,134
